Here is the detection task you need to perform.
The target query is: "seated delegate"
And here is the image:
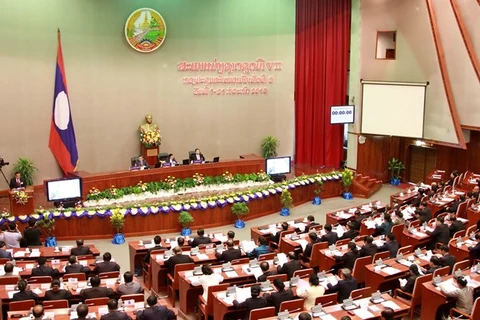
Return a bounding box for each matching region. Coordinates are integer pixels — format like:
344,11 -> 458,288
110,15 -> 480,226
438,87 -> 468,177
190,148 -> 205,164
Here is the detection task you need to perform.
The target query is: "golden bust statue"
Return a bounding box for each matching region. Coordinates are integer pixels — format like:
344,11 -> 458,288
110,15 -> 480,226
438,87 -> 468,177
139,114 -> 159,134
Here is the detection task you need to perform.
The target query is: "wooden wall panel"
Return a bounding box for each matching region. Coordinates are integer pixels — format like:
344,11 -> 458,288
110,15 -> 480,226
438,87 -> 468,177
356,131 -> 480,183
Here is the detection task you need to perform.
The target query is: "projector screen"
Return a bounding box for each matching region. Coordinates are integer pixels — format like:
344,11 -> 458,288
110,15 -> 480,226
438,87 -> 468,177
46,178 -> 82,202
361,81 -> 427,138
266,156 -> 291,175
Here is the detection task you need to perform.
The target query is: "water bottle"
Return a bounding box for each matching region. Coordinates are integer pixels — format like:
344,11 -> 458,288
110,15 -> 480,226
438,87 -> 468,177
118,298 -> 123,308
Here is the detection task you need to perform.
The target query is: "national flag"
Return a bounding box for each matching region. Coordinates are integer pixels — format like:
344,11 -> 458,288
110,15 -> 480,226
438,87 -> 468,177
48,29 -> 79,175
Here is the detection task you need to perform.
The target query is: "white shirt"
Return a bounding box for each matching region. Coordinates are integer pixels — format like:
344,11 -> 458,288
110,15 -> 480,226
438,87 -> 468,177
297,285 -> 325,311
191,273 -> 224,302
2,231 -> 22,249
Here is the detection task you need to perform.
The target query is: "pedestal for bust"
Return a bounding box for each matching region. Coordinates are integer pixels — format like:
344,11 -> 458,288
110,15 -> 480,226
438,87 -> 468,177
141,145 -> 159,167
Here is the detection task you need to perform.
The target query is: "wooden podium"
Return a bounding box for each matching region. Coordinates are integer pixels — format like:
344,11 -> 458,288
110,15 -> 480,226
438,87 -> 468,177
141,145 -> 159,167
9,186 -> 35,216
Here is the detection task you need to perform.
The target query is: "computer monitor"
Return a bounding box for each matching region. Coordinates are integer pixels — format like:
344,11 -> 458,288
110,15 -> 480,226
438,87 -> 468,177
213,157 -> 220,163
265,156 -> 291,175
46,177 -> 82,202
182,159 -> 190,165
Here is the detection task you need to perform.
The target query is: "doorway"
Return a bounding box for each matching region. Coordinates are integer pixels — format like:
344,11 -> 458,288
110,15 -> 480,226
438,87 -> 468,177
408,145 -> 437,183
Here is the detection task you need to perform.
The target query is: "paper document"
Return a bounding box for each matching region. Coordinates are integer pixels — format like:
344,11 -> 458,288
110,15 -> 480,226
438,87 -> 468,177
240,240 -> 256,253
196,254 -> 209,260
354,309 -> 375,319
319,315 -> 337,320
29,251 -> 41,257
381,300 -> 400,310
225,271 -> 239,278
295,239 -> 309,251
277,253 -> 288,267
399,278 -> 407,287
382,267 -> 401,275
235,287 -> 251,303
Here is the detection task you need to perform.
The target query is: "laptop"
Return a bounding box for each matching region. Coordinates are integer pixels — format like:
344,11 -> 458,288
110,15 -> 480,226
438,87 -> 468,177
182,159 -> 190,165
213,157 -> 220,163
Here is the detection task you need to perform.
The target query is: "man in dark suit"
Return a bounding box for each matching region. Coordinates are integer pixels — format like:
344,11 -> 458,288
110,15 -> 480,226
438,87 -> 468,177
359,236 -> 378,257
215,240 -> 242,262
400,264 -> 420,294
468,233 -> 480,259
9,172 -> 26,189
438,245 -> 456,272
277,252 -> 301,280
415,202 -> 431,224
470,186 -> 480,202
23,219 -> 42,246
377,233 -> 399,258
412,189 -> 425,208
352,210 -> 365,231
327,268 -> 358,303
32,256 -> 59,277
75,304 -> 91,320
339,222 -> 359,241
2,262 -> 19,279
0,241 -> 12,260
71,239 -> 93,256
100,299 -> 132,320
190,148 -> 205,163
447,195 -> 465,213
306,215 -> 319,229
272,222 -> 289,245
116,271 -> 143,296
426,216 -> 450,250
233,285 -> 268,320
134,155 -> 150,169
94,252 -> 120,274
422,256 -> 442,274
136,295 -> 176,320
334,242 -> 359,271
164,246 -> 194,275
257,262 -> 276,282
264,278 -> 294,313
449,214 -> 465,237
142,235 -> 166,263
80,276 -> 115,300
320,224 -> 338,245
303,232 -> 321,258
65,255 -> 90,274
188,229 -> 212,247
12,279 -> 39,302
44,279 -> 72,300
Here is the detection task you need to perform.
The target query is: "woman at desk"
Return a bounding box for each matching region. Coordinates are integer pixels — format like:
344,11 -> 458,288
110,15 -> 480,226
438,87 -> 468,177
190,148 -> 205,164
165,154 -> 177,166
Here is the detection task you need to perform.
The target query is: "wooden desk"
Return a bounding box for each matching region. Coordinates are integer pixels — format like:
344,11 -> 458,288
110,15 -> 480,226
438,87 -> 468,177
250,218 -> 308,243
8,258 -> 96,279
459,172 -> 480,192
420,269 -> 480,320
401,227 -> 431,249
257,294 -> 410,320
9,245 -> 100,260
449,236 -> 476,262
390,190 -> 418,207
427,195 -> 457,217
128,236 -> 222,274
364,253 -> 430,295
425,169 -> 446,185
150,248 -> 230,294
211,279 -> 311,320
71,156 -> 265,198
467,206 -> 480,228
8,187 -> 34,216
325,201 -> 385,226
178,263 -> 262,315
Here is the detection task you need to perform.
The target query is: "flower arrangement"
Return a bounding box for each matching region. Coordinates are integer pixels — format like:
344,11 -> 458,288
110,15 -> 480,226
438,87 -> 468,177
110,208 -> 125,233
165,176 -> 177,189
223,171 -> 234,182
13,190 -> 29,205
193,173 -> 204,185
89,187 -> 101,196
137,181 -> 148,192
257,170 -> 268,181
1,208 -> 12,220
140,130 -> 161,147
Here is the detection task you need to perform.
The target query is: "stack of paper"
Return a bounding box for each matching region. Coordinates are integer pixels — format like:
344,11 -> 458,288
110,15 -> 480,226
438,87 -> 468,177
235,287 -> 251,303
295,239 -> 309,251
225,271 -> 239,278
381,300 -> 400,310
354,309 -> 375,319
240,240 -> 256,253
382,267 -> 401,275
196,254 -> 209,260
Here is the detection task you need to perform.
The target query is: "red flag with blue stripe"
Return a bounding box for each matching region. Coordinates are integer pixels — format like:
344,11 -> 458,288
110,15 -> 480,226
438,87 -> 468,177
48,29 -> 79,175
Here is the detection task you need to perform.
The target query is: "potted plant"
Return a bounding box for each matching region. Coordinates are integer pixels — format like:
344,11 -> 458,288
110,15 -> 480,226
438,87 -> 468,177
110,208 -> 125,244
341,169 -> 354,199
312,180 -> 324,205
36,215 -> 56,247
261,135 -> 279,158
179,211 -> 194,236
388,158 -> 405,186
231,202 -> 250,229
280,188 -> 293,216
13,158 -> 37,186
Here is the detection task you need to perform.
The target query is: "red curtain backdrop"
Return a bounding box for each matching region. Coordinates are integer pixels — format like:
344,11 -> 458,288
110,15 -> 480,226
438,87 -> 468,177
295,0 -> 351,167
